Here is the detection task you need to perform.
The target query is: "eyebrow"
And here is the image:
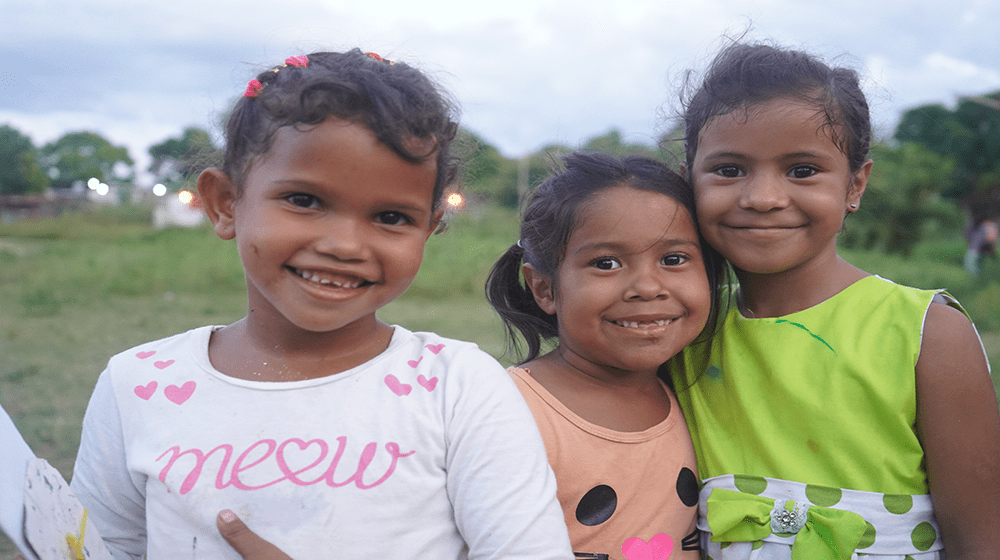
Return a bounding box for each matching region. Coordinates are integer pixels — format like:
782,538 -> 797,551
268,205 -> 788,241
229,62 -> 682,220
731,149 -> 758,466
272,180 -> 433,213
699,151 -> 746,162
573,238 -> 701,256
700,150 -> 828,162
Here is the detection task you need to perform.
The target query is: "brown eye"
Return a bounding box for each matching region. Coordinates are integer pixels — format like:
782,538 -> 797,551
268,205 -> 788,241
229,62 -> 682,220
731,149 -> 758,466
286,193 -> 319,208
790,166 -> 818,179
661,254 -> 687,266
376,211 -> 411,226
592,257 -> 621,270
715,165 -> 743,178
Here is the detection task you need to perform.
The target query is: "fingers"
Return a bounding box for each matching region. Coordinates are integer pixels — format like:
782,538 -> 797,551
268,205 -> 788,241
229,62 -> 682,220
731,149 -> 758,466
216,509 -> 293,560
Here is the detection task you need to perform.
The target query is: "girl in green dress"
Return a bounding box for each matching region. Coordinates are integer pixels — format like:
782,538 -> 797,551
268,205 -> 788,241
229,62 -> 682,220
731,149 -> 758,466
674,42 -> 1000,560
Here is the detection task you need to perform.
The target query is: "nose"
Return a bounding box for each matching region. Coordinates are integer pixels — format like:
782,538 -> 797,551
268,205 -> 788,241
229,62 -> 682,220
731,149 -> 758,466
314,216 -> 368,261
624,264 -> 669,301
739,171 -> 789,212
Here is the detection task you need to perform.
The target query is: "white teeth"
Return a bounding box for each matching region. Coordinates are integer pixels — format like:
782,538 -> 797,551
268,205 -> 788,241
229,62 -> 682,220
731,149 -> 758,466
294,268 -> 362,288
615,319 -> 675,328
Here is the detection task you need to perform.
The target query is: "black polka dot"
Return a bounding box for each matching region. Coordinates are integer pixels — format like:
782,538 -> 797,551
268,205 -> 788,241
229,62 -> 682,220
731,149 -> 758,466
676,467 -> 698,507
575,484 -> 617,526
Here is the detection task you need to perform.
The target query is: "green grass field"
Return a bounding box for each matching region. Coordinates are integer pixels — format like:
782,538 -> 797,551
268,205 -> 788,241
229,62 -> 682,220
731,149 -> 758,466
1,204 -> 998,557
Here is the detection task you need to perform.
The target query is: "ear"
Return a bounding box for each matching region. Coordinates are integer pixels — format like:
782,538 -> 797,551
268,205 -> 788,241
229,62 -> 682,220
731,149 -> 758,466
425,207 -> 445,240
846,159 -> 872,212
522,263 -> 557,316
198,168 -> 238,240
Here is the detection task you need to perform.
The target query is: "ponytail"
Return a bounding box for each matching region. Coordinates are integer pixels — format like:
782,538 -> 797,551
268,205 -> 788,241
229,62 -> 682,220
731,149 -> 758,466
485,243 -> 559,363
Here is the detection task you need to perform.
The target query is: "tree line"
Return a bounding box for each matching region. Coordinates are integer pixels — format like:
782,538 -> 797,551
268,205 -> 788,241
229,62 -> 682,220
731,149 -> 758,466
2,89 -> 998,256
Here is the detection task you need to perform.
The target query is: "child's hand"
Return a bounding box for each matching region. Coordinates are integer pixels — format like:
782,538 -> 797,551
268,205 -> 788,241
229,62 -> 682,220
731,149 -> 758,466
216,510 -> 294,560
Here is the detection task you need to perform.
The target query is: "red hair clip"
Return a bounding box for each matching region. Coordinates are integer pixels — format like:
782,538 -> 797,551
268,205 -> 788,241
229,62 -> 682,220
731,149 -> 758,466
285,55 -> 309,68
364,51 -> 395,65
243,79 -> 263,98
244,54 -> 309,98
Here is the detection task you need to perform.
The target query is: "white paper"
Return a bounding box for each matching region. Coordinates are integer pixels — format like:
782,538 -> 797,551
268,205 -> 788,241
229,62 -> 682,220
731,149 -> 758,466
0,401 -> 41,560
23,459 -> 113,560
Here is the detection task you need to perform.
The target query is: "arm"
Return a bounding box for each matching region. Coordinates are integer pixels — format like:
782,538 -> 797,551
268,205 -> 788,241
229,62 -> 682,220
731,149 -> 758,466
915,302 -> 1000,559
445,351 -> 573,560
70,371 -> 148,560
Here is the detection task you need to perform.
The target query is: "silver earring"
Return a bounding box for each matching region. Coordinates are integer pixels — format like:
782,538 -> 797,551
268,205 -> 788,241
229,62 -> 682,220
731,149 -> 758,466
849,203 -> 858,209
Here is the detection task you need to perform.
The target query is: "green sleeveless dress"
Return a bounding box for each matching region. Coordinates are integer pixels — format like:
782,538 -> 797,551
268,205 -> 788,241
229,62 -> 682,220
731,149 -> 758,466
673,275 -> 962,559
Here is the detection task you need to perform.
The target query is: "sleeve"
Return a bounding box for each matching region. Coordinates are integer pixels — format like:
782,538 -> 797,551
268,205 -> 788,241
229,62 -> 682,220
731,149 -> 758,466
444,349 -> 573,560
70,369 -> 148,560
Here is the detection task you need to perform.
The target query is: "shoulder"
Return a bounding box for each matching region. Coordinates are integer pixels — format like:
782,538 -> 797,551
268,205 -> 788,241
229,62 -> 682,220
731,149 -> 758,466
919,300 -> 981,363
388,327 -> 511,397
916,299 -> 988,397
104,325 -> 216,377
505,365 -> 548,404
507,365 -> 529,384
851,277 -> 958,329
397,328 -> 503,368
851,274 -> 935,304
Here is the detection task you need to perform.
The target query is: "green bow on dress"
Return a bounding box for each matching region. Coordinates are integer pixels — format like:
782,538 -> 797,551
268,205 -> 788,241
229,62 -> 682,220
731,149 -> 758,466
706,488 -> 870,560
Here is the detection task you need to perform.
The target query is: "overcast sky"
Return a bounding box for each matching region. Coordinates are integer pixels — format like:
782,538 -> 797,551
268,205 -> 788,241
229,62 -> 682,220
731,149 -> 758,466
2,0 -> 999,186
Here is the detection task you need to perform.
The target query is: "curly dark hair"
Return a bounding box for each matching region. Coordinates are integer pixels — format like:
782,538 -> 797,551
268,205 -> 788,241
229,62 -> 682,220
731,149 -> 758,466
222,49 -> 459,209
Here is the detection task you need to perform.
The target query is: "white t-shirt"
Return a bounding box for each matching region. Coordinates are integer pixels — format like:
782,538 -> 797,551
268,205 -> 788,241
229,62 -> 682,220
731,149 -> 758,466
71,325 -> 572,559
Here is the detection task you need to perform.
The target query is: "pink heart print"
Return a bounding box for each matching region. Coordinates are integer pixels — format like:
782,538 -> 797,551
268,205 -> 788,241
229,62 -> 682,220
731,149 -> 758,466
384,374 -> 412,396
164,381 -> 196,405
622,533 -> 673,560
417,375 -> 438,392
134,381 -> 157,400
407,356 -> 423,368
154,360 -> 175,370
425,343 -> 445,354
135,350 -> 156,359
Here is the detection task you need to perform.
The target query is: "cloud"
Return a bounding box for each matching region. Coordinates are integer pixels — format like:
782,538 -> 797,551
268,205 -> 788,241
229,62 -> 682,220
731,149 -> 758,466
866,52 -> 1000,125
3,0 -> 999,182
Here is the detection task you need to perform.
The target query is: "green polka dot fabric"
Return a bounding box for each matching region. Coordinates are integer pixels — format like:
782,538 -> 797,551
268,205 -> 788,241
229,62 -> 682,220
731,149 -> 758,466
697,475 -> 944,559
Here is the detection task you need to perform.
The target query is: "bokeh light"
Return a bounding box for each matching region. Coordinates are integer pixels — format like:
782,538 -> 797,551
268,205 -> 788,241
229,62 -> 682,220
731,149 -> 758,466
446,192 -> 465,210
96,183 -> 109,196
87,177 -> 99,190
177,190 -> 194,205
152,184 -> 167,197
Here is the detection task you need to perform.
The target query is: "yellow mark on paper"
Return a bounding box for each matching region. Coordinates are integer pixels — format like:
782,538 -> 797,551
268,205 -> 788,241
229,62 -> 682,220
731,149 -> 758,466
65,508 -> 87,560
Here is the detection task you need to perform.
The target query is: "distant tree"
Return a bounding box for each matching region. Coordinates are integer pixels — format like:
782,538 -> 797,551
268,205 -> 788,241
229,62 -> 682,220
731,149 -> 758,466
451,127 -> 688,209
456,129 -> 519,207
844,142 -> 959,256
148,127 -> 220,187
894,92 -> 1000,217
656,124 -> 686,170
40,131 -> 134,189
0,124 -> 49,195
580,128 -> 668,163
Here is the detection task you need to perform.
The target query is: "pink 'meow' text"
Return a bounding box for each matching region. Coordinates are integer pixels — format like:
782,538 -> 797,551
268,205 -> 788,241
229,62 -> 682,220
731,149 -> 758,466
156,437 -> 415,495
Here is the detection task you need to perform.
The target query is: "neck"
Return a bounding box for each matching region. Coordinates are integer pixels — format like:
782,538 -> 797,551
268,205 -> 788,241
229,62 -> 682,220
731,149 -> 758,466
735,255 -> 869,318
551,345 -> 661,388
211,313 -> 394,382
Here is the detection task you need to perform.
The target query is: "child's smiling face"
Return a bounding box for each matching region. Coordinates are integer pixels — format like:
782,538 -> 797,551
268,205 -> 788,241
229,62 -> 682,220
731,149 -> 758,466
208,117 -> 440,338
535,185 -> 711,377
690,97 -> 870,277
